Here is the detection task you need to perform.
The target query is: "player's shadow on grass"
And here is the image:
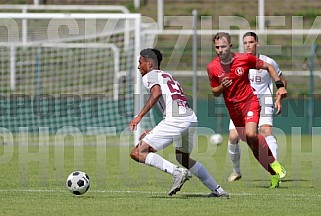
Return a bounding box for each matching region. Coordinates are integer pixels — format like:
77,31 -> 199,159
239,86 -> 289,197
151,193 -> 221,199
250,178 -> 308,183
279,179 -> 308,183
70,195 -> 95,199
247,178 -> 308,189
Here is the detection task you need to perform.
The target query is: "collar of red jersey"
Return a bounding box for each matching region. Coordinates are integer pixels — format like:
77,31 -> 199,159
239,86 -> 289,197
220,57 -> 234,65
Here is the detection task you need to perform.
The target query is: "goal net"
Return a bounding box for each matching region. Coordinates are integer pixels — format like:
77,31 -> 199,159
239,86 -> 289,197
0,13 -> 157,136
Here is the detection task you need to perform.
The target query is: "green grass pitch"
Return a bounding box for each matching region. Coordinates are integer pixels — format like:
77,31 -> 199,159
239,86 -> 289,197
0,134 -> 321,215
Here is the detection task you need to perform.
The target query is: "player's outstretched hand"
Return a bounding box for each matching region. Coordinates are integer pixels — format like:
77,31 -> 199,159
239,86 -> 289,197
129,116 -> 142,132
274,96 -> 282,115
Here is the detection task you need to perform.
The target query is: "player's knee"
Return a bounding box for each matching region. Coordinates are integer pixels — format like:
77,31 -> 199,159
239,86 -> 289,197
245,132 -> 258,142
229,129 -> 239,143
229,134 -> 239,143
130,148 -> 140,162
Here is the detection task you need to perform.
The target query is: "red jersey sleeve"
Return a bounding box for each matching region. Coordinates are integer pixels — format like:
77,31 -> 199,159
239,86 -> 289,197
207,63 -> 219,88
247,53 -> 264,69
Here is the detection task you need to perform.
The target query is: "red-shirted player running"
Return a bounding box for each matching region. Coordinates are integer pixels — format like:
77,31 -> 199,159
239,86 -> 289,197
207,32 -> 287,187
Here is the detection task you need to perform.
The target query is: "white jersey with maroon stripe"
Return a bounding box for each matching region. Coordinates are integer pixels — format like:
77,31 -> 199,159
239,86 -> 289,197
142,70 -> 197,122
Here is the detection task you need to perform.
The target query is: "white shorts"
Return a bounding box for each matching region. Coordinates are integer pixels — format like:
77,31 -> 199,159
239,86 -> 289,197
229,105 -> 274,130
142,119 -> 198,154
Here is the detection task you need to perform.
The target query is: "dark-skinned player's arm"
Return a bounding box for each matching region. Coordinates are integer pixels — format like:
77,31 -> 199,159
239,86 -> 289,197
129,85 -> 161,132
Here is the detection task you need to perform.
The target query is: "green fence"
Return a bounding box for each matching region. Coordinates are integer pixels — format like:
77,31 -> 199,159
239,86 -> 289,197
152,97 -> 321,135
200,97 -> 321,135
0,95 -> 320,135
0,96 -> 133,134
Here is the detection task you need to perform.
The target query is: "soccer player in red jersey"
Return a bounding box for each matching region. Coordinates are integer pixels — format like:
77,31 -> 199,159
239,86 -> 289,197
207,32 -> 287,187
226,32 -> 287,187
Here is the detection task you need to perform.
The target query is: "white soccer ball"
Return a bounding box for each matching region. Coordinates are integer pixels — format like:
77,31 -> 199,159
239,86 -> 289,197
210,134 -> 223,145
66,171 -> 90,195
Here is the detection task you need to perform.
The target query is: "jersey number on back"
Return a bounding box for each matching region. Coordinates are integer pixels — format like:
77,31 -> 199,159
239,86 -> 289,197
161,73 -> 187,102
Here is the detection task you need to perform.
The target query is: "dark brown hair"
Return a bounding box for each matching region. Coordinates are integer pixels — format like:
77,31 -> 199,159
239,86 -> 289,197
243,31 -> 259,42
140,48 -> 163,69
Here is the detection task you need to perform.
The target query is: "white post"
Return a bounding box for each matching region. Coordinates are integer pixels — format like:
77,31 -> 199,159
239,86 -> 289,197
258,0 -> 265,30
34,0 -> 40,6
112,46 -> 120,101
22,7 -> 27,44
157,0 -> 164,31
134,15 -> 141,146
10,46 -> 16,90
192,9 -> 197,114
238,31 -> 244,52
134,0 -> 140,9
124,19 -> 130,51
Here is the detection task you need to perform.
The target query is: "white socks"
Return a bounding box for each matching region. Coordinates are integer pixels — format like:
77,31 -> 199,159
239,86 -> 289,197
145,153 -> 222,193
265,135 -> 278,159
228,141 -> 241,173
189,161 -> 219,192
145,152 -> 175,175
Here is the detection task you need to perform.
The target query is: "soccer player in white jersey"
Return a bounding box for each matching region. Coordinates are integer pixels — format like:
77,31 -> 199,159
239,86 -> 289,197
129,48 -> 229,197
226,32 -> 287,188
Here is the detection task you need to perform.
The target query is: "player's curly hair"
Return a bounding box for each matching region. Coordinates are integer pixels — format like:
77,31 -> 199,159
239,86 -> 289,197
140,48 -> 163,69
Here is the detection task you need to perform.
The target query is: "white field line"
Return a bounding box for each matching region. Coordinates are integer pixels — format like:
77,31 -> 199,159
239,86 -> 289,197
0,189 -> 320,197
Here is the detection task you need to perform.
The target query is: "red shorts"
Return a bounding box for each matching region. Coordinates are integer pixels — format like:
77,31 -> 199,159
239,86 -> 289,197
227,95 -> 261,128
